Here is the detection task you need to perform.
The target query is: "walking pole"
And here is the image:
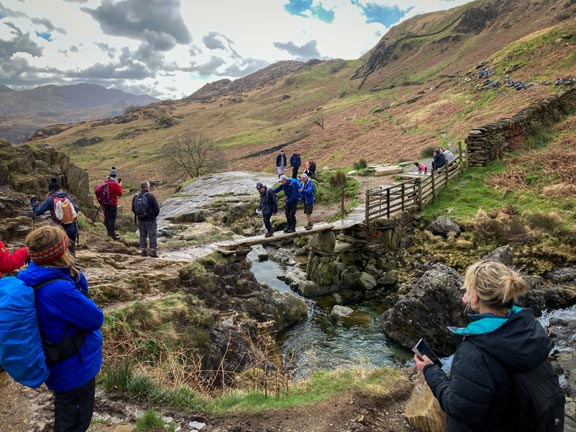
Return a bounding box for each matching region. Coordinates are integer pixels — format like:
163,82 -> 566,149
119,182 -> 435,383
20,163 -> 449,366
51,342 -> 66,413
91,205 -> 102,224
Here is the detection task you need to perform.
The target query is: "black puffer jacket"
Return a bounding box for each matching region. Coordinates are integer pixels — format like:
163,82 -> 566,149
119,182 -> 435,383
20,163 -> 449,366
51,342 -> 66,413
424,308 -> 552,432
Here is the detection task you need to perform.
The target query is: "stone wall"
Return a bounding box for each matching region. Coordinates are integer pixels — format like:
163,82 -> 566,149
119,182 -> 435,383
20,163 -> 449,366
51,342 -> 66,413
465,88 -> 576,166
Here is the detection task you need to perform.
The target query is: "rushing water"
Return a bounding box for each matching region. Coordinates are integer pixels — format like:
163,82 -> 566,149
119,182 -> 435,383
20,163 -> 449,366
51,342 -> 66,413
248,247 -> 413,379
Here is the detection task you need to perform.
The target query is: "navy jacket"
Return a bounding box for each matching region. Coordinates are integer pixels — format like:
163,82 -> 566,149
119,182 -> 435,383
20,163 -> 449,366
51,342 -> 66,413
424,307 -> 552,432
290,153 -> 301,168
273,180 -> 300,206
32,192 -> 79,232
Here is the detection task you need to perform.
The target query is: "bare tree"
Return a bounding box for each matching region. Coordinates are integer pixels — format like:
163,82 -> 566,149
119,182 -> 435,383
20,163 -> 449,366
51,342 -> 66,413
166,132 -> 225,179
312,108 -> 324,130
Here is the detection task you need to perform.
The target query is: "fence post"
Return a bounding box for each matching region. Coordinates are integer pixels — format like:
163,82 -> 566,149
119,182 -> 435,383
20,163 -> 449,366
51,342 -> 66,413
415,178 -> 422,211
365,189 -> 370,226
386,188 -> 391,218
431,169 -> 436,198
401,183 -> 405,211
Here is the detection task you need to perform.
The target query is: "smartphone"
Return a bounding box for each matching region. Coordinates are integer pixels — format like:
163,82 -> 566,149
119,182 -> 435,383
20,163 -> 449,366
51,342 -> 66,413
412,338 -> 442,367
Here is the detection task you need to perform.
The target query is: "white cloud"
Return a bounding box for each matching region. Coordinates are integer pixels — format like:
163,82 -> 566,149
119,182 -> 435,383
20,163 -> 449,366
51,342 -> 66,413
0,0 -> 474,100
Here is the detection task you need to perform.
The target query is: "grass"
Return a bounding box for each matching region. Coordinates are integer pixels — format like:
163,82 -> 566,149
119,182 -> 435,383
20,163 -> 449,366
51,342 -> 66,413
207,367 -> 404,414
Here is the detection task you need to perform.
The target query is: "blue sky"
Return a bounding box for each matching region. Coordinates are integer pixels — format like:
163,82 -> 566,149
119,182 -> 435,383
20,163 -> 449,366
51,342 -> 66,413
0,0 -> 473,99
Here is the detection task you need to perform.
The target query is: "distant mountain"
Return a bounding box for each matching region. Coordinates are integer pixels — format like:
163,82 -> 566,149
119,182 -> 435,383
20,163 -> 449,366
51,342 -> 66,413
0,83 -> 158,143
185,60 -> 316,102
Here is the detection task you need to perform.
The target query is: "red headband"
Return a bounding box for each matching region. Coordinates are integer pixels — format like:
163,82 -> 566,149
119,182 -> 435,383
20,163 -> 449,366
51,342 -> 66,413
29,235 -> 69,265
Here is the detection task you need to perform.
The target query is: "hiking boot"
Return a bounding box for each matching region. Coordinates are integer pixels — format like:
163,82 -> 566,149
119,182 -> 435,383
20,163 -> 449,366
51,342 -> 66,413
141,249 -> 148,257
149,249 -> 158,258
305,224 -> 313,230
264,231 -> 273,238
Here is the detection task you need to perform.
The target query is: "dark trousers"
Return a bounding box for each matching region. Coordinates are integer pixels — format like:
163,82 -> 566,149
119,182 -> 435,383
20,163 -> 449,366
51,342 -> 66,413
263,212 -> 273,233
138,220 -> 158,250
285,203 -> 297,231
62,223 -> 77,256
291,166 -> 299,179
53,378 -> 96,432
103,205 -> 118,238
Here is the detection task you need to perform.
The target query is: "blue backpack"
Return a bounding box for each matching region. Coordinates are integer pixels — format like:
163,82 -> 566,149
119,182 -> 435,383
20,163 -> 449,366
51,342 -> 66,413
0,276 -> 50,388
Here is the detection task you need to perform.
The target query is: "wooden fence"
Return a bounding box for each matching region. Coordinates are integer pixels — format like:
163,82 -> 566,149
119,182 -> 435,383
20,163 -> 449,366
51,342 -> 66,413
365,154 -> 466,225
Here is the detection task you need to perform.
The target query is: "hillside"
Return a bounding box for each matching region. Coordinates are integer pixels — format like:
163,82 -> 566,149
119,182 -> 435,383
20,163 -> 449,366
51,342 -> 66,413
0,83 -> 158,144
24,0 -> 576,191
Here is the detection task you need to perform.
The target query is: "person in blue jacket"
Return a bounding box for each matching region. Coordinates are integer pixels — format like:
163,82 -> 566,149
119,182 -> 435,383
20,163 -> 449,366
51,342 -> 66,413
30,177 -> 79,256
289,150 -> 301,179
414,260 -> 563,432
299,173 -> 315,230
18,225 -> 104,432
273,175 -> 300,233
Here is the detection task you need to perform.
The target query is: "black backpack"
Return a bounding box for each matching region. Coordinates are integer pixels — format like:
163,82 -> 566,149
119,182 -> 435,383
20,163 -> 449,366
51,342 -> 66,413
509,358 -> 565,432
133,192 -> 149,218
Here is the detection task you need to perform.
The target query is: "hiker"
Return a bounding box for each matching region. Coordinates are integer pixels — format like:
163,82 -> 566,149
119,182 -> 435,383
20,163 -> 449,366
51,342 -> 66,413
304,158 -> 316,178
30,177 -> 79,255
102,167 -> 123,240
299,173 -> 315,230
256,182 -> 278,237
414,162 -> 428,174
273,175 -> 299,233
0,239 -> 28,277
290,150 -> 301,179
131,181 -> 160,257
431,148 -> 446,172
441,147 -> 455,163
276,150 -> 287,178
414,260 -> 564,432
17,225 -> 104,432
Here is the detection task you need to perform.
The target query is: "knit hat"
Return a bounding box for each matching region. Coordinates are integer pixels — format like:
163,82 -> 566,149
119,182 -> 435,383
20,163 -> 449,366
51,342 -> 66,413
256,182 -> 264,189
109,167 -> 118,177
28,235 -> 69,265
48,177 -> 61,193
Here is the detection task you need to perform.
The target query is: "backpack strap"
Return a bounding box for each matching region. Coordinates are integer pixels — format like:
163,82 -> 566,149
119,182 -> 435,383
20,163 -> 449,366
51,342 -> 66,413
34,279 -> 86,365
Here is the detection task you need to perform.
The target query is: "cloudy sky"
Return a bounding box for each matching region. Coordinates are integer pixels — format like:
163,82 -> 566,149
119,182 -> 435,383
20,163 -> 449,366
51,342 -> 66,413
0,0 -> 473,100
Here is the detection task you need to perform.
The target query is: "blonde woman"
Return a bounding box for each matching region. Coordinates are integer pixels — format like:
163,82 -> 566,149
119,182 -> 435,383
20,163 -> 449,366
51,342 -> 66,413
415,260 -> 564,431
17,225 -> 103,432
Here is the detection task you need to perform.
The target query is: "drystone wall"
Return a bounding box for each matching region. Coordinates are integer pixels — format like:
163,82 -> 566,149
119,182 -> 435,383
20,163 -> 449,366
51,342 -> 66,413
466,88 -> 576,167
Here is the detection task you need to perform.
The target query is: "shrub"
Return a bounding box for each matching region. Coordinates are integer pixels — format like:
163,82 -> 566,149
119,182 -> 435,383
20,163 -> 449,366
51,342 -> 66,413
420,146 -> 436,158
353,159 -> 368,170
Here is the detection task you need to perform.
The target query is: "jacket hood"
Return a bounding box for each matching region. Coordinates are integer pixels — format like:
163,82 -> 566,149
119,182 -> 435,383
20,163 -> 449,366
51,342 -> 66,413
462,308 -> 551,371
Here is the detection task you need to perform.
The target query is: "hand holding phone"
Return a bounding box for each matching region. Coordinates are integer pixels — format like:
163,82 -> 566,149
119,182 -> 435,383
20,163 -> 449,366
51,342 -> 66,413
412,338 -> 442,367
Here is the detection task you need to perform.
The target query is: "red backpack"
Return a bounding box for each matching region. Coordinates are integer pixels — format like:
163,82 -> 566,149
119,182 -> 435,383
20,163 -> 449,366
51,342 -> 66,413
94,182 -> 113,206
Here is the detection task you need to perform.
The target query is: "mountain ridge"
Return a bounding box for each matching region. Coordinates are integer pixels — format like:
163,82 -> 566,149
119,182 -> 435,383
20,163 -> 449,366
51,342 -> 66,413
0,83 -> 158,144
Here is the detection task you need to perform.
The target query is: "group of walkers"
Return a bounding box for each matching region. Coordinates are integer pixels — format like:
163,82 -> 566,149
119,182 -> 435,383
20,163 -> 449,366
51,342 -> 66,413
257,150 -> 317,237
414,146 -> 456,175
275,149 -> 316,180
30,167 -> 160,259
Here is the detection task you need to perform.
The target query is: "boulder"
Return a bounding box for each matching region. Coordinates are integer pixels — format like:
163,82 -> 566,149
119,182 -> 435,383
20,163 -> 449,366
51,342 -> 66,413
426,216 -> 461,238
381,264 -> 466,356
483,245 -> 514,266
308,230 -> 336,254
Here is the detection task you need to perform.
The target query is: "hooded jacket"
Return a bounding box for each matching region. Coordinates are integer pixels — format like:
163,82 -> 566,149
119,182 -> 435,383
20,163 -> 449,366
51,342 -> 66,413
17,262 -> 104,392
424,307 -> 552,432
